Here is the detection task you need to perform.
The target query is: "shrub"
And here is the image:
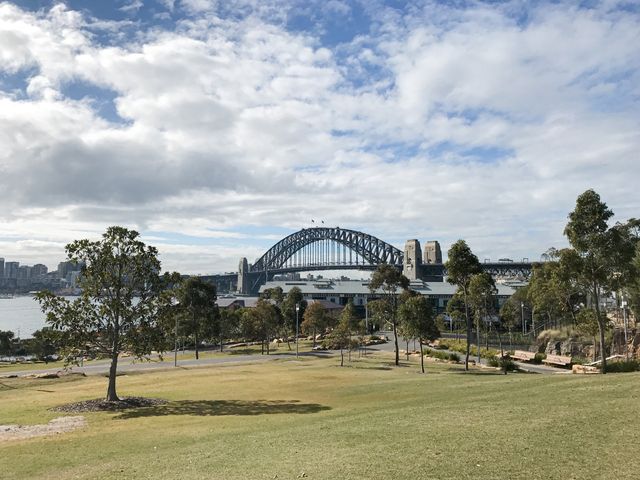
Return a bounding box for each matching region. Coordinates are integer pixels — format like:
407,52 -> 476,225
424,348 -> 458,362
604,360 -> 640,373
448,352 -> 460,362
533,353 -> 546,364
488,355 -> 518,372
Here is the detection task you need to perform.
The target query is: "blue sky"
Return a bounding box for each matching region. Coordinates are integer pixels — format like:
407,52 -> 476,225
0,0 -> 639,274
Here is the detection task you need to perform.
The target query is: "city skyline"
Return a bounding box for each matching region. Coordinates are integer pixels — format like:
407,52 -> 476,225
1,1 -> 638,274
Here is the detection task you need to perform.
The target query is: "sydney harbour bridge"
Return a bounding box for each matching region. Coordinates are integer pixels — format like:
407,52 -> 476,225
203,227 -> 534,294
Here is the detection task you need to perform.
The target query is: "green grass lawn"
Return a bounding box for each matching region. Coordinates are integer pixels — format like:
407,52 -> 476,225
1,353 -> 639,479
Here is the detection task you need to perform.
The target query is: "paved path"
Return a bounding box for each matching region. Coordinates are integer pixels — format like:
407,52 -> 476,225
3,350 -> 333,377
369,331 -> 571,374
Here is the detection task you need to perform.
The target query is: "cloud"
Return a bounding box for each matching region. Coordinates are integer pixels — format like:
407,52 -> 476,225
0,1 -> 638,273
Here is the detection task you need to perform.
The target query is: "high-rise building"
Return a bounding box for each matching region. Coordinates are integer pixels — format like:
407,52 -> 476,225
5,262 -> 19,279
32,264 -> 48,277
0,258 -> 4,279
57,261 -> 81,279
423,241 -> 442,264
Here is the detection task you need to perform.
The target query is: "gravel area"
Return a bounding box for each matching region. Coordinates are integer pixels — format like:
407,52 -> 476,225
0,416 -> 86,442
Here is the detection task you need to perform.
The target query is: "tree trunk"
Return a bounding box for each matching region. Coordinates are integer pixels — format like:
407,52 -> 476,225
463,288 -> 471,371
508,328 -> 513,351
420,340 -> 425,374
106,339 -> 120,402
340,345 -> 344,367
220,331 -> 223,352
406,339 -> 409,361
194,329 -> 199,360
592,336 -> 597,362
392,321 -> 400,366
313,328 -> 317,348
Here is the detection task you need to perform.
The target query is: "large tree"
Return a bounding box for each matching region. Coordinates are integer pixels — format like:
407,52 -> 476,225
445,240 -> 482,370
369,264 -> 409,366
37,226 -> 169,401
564,190 -> 637,373
175,277 -> 219,360
397,295 -> 439,373
468,272 -> 498,361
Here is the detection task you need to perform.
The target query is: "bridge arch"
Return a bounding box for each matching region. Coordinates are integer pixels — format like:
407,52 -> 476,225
250,227 -> 403,273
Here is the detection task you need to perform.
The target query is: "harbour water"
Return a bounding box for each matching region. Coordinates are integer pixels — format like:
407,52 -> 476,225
0,296 -> 49,338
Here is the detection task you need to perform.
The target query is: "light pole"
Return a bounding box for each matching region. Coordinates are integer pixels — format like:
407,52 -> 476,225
173,299 -> 180,367
521,302 -> 525,335
295,303 -> 300,358
622,298 -> 629,360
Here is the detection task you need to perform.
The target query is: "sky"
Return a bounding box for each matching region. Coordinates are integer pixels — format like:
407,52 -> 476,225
0,0 -> 638,275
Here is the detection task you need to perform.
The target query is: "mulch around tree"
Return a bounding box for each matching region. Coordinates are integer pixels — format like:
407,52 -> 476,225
53,396 -> 168,413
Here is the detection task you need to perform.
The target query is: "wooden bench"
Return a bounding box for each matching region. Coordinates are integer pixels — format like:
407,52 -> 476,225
510,350 -> 536,362
543,354 -> 572,367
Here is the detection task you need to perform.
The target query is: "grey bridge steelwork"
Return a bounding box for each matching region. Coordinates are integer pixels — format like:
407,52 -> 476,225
227,227 -> 535,294
250,227 -> 403,273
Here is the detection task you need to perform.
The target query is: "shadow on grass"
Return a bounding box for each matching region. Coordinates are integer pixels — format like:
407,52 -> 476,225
114,399 -> 331,419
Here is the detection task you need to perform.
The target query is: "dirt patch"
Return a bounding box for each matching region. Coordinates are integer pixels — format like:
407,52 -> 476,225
54,396 -> 168,413
0,416 -> 86,442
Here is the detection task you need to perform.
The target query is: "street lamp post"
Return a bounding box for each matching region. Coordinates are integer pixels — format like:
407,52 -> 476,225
173,299 -> 180,367
295,303 -> 300,358
521,302 -> 525,335
622,298 -> 629,360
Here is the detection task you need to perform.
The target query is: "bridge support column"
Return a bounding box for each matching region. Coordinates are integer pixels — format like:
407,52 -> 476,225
403,239 -> 422,281
237,257 -> 249,294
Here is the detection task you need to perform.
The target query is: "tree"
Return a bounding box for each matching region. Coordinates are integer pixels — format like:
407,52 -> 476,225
175,277 -> 219,360
36,226 -> 169,402
445,240 -> 482,370
301,301 -> 328,347
28,328 -> 62,362
499,298 -> 519,350
0,330 -> 15,356
397,296 -> 439,373
576,309 -> 602,362
445,292 -> 466,340
468,272 -> 498,355
369,264 -> 409,366
240,299 -> 281,354
339,301 -> 362,362
564,190 -> 637,373
218,308 -> 241,352
282,287 -> 306,350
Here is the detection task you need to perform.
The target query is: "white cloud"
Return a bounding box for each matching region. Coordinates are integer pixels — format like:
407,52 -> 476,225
0,1 -> 638,274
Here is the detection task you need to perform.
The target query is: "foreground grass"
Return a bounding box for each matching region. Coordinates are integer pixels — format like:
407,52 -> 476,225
1,354 -> 639,479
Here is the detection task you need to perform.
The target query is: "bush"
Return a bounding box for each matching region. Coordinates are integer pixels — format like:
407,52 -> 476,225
424,348 -> 459,362
533,353 -> 546,364
488,355 -> 518,372
604,360 -> 640,373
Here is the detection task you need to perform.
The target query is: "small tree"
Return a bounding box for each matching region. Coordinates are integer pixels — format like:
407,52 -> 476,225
28,328 -> 62,362
369,264 -> 409,366
398,296 -> 439,373
301,301 -> 328,347
36,226 -> 169,402
282,287 -> 306,349
339,301 -> 362,362
0,330 -> 15,356
175,277 -> 219,360
445,240 -> 482,370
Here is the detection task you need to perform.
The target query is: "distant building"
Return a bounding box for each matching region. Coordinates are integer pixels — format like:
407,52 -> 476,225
259,279 -> 515,314
31,264 -> 48,277
4,262 -> 19,279
57,260 -> 82,279
0,258 -> 4,279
